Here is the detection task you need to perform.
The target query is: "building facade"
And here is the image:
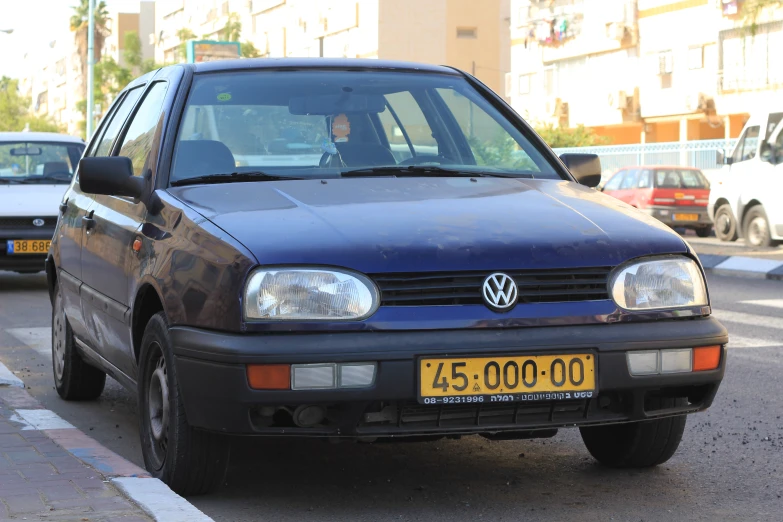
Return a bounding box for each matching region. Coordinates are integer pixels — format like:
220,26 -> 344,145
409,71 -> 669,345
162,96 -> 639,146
153,0 -> 510,96
509,0 -> 783,144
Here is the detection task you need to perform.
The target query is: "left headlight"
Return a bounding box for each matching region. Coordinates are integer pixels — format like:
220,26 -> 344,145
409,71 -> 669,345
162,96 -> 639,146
610,257 -> 707,311
244,268 -> 379,321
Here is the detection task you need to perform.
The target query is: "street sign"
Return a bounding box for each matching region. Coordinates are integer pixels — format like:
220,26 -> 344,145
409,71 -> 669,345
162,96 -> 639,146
186,40 -> 241,63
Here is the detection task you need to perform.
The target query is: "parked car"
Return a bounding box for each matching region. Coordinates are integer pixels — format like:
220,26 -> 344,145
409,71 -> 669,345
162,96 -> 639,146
0,132 -> 85,274
602,166 -> 713,237
47,59 -> 727,495
709,110 -> 783,247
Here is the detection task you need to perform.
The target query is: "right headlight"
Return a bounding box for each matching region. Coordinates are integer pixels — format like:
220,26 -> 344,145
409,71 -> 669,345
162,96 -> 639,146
610,257 -> 708,311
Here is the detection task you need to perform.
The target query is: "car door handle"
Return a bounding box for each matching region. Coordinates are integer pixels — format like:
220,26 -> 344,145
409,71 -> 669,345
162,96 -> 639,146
59,199 -> 69,214
82,211 -> 96,231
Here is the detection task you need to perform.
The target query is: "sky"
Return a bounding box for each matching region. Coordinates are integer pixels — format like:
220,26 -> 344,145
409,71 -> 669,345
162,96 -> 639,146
0,0 -> 146,78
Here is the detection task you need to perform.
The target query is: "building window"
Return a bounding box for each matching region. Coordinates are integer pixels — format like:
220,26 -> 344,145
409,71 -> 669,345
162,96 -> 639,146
658,50 -> 673,89
518,74 -> 532,95
688,46 -> 704,70
456,27 -> 477,39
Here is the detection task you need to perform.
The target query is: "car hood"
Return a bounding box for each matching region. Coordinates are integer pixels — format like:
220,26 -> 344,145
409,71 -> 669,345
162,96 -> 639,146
169,177 -> 688,273
0,184 -> 68,217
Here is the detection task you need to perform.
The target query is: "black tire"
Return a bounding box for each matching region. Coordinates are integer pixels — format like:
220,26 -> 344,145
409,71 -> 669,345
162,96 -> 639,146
714,204 -> 738,242
695,225 -> 712,238
743,205 -> 775,247
579,400 -> 686,468
138,312 -> 230,496
52,284 -> 106,400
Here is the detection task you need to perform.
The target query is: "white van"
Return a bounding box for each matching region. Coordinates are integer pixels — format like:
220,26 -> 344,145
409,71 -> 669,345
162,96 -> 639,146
708,111 -> 783,247
0,132 -> 85,273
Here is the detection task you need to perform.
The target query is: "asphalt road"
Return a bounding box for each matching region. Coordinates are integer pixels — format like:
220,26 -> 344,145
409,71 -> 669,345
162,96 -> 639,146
1,269 -> 782,521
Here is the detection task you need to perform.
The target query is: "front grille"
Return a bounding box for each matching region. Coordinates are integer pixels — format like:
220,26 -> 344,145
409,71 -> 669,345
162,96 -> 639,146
0,217 -> 57,229
372,267 -> 612,306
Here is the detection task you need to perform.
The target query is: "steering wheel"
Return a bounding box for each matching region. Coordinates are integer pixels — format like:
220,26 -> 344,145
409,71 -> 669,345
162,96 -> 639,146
398,154 -> 453,166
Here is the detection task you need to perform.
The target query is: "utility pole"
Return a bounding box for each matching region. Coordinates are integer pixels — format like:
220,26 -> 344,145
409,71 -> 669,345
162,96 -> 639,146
86,0 -> 96,139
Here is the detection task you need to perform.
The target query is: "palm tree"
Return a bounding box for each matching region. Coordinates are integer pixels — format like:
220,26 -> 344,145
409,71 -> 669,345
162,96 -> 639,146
222,13 -> 242,42
70,0 -> 110,97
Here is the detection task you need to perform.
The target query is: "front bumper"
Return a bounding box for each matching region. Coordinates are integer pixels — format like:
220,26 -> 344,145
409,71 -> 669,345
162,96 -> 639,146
171,317 -> 727,437
640,206 -> 711,227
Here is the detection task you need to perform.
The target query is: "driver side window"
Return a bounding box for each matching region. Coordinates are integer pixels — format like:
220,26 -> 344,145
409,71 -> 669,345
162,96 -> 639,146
732,126 -> 760,164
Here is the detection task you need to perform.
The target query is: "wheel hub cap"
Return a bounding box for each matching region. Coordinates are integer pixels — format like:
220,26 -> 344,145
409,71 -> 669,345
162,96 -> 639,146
748,216 -> 767,246
53,297 -> 66,381
148,356 -> 169,446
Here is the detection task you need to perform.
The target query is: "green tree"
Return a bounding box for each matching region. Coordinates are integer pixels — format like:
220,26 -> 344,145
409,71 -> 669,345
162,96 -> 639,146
534,124 -> 609,148
221,13 -> 242,42
70,0 -> 111,97
123,30 -> 143,71
0,77 -> 62,133
241,40 -> 261,58
176,28 -> 197,62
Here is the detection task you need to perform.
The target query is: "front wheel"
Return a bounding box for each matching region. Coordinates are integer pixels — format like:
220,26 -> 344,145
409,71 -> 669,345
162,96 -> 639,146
714,204 -> 738,242
138,312 -> 230,496
52,285 -> 106,400
580,402 -> 686,468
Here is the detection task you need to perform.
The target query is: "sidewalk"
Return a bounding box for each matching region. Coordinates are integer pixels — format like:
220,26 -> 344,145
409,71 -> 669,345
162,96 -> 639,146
0,386 -> 150,520
0,366 -> 213,522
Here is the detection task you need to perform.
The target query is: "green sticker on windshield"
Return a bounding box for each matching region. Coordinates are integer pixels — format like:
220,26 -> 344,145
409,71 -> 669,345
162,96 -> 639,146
217,93 -> 231,102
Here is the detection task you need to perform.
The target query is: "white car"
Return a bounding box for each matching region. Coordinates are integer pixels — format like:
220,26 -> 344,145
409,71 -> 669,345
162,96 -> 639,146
0,132 -> 85,273
708,111 -> 783,247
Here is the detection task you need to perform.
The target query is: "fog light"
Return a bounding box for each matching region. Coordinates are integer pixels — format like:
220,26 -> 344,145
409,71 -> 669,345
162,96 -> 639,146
661,349 -> 692,373
627,351 -> 659,376
292,364 -> 336,390
339,363 -> 376,388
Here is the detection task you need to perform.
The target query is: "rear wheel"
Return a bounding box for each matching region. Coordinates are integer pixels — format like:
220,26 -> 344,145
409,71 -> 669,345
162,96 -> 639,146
743,205 -> 776,247
714,204 -> 738,242
580,400 -> 686,468
138,312 -> 230,496
52,285 -> 106,400
695,225 -> 712,238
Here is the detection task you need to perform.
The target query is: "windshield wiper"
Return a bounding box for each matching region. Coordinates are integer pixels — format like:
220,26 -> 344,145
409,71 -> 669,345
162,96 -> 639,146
170,171 -> 303,187
18,175 -> 72,184
340,165 -> 534,179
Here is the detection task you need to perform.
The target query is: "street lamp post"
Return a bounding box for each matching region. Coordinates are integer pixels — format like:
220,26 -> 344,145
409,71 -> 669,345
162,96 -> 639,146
86,0 -> 96,140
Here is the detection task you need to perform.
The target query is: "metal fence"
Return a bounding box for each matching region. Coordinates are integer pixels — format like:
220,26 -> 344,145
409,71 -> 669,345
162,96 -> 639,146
552,138 -> 738,174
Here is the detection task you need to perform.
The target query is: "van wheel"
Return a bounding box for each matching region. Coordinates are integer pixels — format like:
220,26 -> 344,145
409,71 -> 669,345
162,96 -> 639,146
138,312 -> 230,496
743,205 -> 775,247
714,204 -> 738,242
580,399 -> 686,468
52,285 -> 106,400
695,226 -> 712,238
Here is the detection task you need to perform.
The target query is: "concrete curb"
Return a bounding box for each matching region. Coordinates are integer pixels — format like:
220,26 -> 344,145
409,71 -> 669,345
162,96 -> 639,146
698,254 -> 783,281
0,362 -> 214,522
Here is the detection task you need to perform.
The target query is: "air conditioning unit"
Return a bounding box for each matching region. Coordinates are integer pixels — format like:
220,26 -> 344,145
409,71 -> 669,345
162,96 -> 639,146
686,92 -> 716,113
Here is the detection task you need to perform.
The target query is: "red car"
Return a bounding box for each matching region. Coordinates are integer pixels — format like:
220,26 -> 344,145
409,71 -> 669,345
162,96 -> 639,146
602,166 -> 712,237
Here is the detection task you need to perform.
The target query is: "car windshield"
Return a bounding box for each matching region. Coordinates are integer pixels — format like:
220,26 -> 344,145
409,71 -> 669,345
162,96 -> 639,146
653,169 -> 709,189
170,70 -> 561,183
0,141 -> 84,184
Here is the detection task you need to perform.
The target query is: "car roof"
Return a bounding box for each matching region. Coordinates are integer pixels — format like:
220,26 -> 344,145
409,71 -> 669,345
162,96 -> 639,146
190,57 -> 462,75
0,132 -> 84,144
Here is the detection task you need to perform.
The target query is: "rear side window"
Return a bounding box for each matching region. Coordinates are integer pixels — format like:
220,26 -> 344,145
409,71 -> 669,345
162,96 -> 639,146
603,171 -> 624,191
117,82 -> 169,177
93,86 -> 144,157
637,170 -> 652,188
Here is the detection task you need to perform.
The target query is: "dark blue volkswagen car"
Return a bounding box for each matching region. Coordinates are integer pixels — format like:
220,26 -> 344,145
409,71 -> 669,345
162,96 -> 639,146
47,59 -> 727,495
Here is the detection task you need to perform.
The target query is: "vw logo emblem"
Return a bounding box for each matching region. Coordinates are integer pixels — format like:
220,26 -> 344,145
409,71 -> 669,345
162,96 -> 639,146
482,273 -> 518,311
32,218 -> 45,227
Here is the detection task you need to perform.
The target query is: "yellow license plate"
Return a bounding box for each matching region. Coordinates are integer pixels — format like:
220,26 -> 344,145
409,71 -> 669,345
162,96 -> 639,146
7,239 -> 51,255
673,213 -> 698,221
419,354 -> 595,404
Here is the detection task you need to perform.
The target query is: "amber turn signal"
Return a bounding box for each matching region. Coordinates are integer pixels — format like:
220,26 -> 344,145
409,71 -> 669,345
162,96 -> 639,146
692,346 -> 721,371
247,364 -> 290,390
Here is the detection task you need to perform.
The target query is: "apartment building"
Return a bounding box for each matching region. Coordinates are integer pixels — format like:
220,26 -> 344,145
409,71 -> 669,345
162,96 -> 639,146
27,2 -> 155,136
509,0 -> 783,145
153,0 -> 510,96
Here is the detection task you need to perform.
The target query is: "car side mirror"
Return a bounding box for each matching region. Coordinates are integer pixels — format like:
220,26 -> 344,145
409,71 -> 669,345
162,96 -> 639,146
79,157 -> 143,198
559,153 -> 601,188
759,142 -> 777,164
